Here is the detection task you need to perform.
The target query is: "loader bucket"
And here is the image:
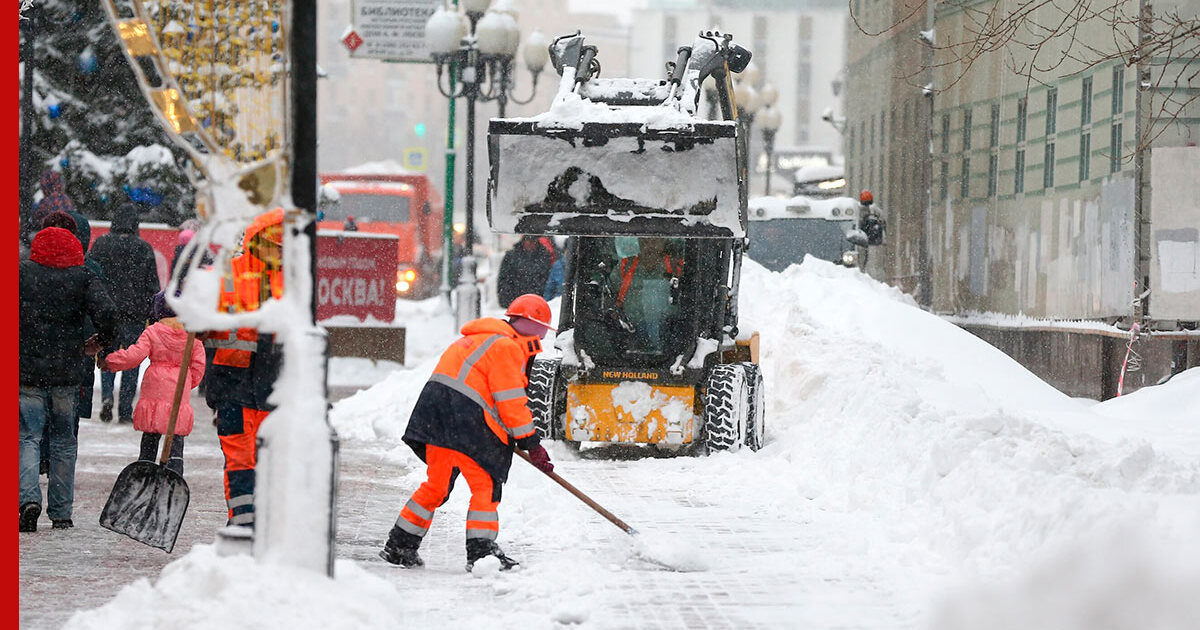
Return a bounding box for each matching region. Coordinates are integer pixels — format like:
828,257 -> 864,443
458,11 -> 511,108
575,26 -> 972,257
487,119 -> 747,239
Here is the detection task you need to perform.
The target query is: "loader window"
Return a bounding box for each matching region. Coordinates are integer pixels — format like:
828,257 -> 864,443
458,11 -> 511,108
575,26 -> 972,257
573,236 -> 716,368
322,193 -> 411,224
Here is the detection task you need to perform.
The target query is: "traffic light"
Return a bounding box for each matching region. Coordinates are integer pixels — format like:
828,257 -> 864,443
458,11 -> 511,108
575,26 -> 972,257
414,123 -> 426,138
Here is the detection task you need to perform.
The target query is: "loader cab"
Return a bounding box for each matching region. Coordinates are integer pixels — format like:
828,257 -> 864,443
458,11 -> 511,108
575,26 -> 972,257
566,236 -> 729,371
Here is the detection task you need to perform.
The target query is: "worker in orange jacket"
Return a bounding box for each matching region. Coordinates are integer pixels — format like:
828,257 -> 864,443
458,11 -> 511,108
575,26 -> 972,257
209,209 -> 284,528
381,294 -> 556,571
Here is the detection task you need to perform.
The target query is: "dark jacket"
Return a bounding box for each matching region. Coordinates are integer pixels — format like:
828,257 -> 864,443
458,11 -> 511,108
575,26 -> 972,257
497,237 -> 553,308
20,228 -> 118,387
89,203 -> 160,322
403,318 -> 541,484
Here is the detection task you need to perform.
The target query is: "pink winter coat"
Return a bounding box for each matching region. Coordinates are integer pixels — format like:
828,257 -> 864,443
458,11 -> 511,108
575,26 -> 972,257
104,318 -> 206,436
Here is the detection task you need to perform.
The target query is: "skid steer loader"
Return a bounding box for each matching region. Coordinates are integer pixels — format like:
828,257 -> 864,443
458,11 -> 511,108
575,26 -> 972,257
486,30 -> 763,454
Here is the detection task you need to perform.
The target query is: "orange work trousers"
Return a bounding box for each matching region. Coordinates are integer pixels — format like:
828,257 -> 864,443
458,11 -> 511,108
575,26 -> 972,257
396,445 -> 500,542
217,406 -> 269,526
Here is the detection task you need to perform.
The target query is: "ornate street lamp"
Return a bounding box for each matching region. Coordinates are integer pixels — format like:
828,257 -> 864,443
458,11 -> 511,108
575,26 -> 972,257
756,81 -> 781,195
758,105 -> 782,195
426,1 -> 548,327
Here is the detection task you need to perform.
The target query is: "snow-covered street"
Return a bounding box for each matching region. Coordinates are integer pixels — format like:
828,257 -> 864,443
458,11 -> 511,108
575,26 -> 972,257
23,259 -> 1200,629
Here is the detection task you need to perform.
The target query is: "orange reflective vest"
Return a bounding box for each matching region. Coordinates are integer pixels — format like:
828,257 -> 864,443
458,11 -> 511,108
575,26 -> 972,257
617,255 -> 682,307
425,318 -> 539,445
212,253 -> 283,368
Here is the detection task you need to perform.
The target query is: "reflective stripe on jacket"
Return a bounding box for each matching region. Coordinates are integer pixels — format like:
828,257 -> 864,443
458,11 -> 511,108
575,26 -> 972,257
403,317 -> 542,483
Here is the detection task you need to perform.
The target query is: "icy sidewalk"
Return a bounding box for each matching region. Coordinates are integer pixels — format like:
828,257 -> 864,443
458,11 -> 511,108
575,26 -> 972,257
18,394 -> 231,630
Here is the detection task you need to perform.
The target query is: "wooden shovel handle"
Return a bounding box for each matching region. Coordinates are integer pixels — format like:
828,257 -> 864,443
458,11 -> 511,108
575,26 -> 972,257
160,332 -> 196,466
515,447 -> 637,536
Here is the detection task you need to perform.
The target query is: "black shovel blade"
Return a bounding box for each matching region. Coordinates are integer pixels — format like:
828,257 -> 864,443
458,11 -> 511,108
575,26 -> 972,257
99,461 -> 190,553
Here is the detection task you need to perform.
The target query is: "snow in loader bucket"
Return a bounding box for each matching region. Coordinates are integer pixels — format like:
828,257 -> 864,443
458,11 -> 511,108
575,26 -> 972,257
487,120 -> 746,239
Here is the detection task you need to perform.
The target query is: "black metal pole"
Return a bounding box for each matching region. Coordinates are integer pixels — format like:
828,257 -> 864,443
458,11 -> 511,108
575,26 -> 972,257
289,0 -> 336,579
19,7 -> 39,241
291,0 -> 319,308
763,129 -> 775,196
464,75 -> 477,257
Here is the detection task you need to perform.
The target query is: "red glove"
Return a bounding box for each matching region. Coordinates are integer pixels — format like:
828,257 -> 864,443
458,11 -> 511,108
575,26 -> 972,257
527,444 -> 554,474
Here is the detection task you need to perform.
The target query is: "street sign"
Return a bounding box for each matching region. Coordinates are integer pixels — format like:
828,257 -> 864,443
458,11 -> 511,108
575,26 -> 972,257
342,29 -> 364,53
403,147 -> 428,172
347,0 -> 441,62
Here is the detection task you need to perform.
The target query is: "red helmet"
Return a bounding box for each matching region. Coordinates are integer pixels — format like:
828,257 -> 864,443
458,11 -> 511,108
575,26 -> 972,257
505,294 -> 556,331
859,190 -> 874,204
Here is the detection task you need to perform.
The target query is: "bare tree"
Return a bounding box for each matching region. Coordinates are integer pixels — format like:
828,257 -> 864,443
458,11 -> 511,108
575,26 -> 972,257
851,0 -> 1200,150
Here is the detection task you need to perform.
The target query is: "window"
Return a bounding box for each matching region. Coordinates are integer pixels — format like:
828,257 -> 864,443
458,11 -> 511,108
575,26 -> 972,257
1015,149 -> 1026,193
1045,88 -> 1058,136
1016,97 -> 1028,143
989,104 -> 1000,147
1043,142 -> 1055,188
987,154 -> 998,197
1111,65 -> 1124,115
1110,122 -> 1123,173
962,108 -> 973,151
1081,77 -> 1093,126
1079,132 -> 1091,181
960,157 -> 970,199
941,114 -> 950,153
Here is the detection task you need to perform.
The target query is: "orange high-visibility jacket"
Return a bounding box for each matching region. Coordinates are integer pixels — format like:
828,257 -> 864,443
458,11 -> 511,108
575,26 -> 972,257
212,209 -> 284,367
403,317 -> 543,483
617,254 -> 682,307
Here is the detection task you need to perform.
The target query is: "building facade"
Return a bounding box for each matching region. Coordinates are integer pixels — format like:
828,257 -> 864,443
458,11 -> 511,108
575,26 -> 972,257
930,0 -> 1199,324
843,0 -> 932,300
632,0 -> 849,193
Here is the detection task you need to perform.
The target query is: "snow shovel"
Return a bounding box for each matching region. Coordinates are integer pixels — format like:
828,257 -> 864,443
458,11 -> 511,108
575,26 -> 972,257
515,447 -> 698,572
99,333 -> 195,553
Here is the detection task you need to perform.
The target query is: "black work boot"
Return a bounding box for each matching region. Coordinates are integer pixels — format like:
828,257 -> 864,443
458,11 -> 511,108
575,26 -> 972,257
379,526 -> 424,568
19,503 -> 40,533
99,400 -> 113,423
465,538 -> 519,572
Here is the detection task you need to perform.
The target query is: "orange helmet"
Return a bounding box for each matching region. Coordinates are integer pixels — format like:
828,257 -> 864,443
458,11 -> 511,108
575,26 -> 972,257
859,190 -> 874,204
505,294 -> 556,331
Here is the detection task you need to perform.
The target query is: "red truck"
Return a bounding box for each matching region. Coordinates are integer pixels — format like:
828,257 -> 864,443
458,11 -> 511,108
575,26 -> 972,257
318,172 -> 445,299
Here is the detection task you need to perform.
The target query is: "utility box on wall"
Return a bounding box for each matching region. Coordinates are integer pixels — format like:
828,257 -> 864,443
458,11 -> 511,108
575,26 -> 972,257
1149,146 -> 1200,322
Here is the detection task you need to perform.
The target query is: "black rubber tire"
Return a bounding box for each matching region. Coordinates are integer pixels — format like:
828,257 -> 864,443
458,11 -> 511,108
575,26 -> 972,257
527,358 -> 562,440
742,363 -> 765,451
703,364 -> 748,452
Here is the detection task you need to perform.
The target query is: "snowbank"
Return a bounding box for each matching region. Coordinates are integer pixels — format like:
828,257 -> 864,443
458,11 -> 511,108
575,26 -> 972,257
63,545 -> 405,630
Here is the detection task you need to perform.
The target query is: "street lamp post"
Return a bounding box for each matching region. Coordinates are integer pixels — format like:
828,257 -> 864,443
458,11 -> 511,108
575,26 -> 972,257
426,1 -> 548,328
756,81 -> 780,196
758,106 -> 782,196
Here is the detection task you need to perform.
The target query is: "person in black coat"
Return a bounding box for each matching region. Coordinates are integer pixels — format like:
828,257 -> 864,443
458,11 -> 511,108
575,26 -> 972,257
20,226 -> 118,531
497,235 -> 554,308
88,202 -> 161,423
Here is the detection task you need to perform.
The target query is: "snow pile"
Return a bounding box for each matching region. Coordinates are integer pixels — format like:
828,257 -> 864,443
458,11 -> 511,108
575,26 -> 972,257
1089,367 -> 1200,456
517,90 -> 703,130
63,545 -> 405,630
339,159 -> 415,175
734,256 -> 1200,624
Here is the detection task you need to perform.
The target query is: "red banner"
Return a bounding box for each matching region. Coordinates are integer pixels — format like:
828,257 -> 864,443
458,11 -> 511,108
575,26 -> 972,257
315,230 -> 398,323
88,223 -> 398,324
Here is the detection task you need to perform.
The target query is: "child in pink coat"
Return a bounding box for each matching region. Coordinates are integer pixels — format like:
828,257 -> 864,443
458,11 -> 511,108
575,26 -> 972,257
102,292 -> 205,475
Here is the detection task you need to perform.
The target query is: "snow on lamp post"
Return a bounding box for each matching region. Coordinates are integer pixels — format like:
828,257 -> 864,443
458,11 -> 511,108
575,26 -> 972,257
426,1 -> 547,328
